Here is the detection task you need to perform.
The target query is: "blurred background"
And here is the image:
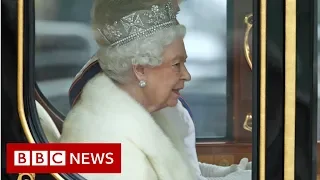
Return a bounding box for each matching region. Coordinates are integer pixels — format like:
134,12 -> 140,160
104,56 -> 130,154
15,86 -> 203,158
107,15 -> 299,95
35,0 -> 244,139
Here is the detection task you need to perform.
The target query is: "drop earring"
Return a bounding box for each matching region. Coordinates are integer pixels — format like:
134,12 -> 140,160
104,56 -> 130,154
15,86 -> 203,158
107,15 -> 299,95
139,80 -> 146,88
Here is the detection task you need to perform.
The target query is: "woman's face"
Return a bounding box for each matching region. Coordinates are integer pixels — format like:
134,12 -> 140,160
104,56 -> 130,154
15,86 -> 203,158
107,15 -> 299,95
142,37 -> 191,110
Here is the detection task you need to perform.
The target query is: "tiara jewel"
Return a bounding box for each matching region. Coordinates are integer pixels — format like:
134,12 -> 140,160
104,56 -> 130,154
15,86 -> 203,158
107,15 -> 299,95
97,0 -> 178,47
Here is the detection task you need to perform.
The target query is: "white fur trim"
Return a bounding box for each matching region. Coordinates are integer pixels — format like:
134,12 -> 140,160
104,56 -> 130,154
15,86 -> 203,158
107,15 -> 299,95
59,73 -> 196,180
35,101 -> 61,142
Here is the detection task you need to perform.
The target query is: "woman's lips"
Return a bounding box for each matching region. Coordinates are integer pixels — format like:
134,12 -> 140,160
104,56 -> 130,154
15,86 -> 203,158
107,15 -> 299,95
172,89 -> 181,96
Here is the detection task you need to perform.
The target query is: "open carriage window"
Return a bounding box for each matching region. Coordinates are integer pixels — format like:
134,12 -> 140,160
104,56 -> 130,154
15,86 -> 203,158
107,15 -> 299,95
35,0 -> 253,142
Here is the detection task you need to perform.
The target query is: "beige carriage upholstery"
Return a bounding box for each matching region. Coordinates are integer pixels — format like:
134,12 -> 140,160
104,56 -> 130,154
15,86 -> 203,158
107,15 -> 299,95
35,100 -> 61,142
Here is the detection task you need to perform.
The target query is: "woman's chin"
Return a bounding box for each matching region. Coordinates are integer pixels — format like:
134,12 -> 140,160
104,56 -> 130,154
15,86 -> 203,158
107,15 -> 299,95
166,97 -> 179,107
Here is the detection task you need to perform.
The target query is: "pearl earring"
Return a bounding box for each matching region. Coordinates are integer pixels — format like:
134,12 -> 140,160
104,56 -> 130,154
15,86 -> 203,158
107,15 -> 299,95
139,80 -> 146,88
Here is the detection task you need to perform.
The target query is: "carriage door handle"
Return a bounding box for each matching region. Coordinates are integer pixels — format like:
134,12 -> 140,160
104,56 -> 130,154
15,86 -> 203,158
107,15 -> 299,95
243,113 -> 252,132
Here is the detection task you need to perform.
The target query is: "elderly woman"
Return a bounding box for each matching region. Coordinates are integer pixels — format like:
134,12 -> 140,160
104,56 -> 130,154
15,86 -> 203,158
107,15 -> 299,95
59,0 -> 251,179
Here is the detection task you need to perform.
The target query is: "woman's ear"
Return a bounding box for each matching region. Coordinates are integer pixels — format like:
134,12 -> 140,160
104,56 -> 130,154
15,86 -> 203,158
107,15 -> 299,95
132,64 -> 146,81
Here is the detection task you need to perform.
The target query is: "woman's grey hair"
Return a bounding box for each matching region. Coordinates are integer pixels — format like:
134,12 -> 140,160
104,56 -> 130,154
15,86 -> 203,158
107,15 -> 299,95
97,25 -> 186,83
91,0 -> 186,83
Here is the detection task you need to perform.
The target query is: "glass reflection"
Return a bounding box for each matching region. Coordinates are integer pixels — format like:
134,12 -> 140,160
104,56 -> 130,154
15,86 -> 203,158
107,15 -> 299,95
178,0 -> 227,138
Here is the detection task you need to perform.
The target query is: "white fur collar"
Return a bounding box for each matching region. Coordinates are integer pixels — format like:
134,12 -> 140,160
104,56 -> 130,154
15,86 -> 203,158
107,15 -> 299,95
60,73 -> 196,180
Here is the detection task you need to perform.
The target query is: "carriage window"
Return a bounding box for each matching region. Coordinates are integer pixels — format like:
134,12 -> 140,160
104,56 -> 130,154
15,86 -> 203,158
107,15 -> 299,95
35,0 -> 96,116
35,0 -> 253,141
178,1 -> 228,139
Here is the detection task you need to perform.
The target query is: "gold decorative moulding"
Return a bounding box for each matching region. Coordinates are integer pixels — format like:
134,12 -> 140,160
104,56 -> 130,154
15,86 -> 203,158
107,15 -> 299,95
17,173 -> 36,180
243,113 -> 253,132
244,13 -> 253,70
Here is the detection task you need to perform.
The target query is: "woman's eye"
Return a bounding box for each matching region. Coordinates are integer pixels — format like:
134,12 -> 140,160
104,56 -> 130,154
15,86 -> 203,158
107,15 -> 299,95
174,63 -> 180,66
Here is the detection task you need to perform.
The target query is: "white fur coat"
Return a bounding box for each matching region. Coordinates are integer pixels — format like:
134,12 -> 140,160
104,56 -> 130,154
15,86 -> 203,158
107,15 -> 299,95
59,72 -> 197,180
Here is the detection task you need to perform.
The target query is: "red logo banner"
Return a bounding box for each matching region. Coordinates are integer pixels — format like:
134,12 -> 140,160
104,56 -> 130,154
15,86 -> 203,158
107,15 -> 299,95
6,143 -> 121,173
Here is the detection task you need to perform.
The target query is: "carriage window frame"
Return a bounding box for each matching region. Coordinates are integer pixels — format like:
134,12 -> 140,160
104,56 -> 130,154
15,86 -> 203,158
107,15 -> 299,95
18,0 -> 264,179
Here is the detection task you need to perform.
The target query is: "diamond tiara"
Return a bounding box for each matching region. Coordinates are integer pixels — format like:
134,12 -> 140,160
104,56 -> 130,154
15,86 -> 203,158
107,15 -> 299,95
96,0 -> 178,47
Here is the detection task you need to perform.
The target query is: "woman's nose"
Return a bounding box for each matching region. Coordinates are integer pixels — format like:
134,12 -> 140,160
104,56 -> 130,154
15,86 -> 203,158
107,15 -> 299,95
181,64 -> 191,81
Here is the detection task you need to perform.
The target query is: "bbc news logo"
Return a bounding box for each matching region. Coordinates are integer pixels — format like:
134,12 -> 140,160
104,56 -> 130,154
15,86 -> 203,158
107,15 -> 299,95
6,143 -> 121,173
14,150 -> 66,166
14,151 -> 114,166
